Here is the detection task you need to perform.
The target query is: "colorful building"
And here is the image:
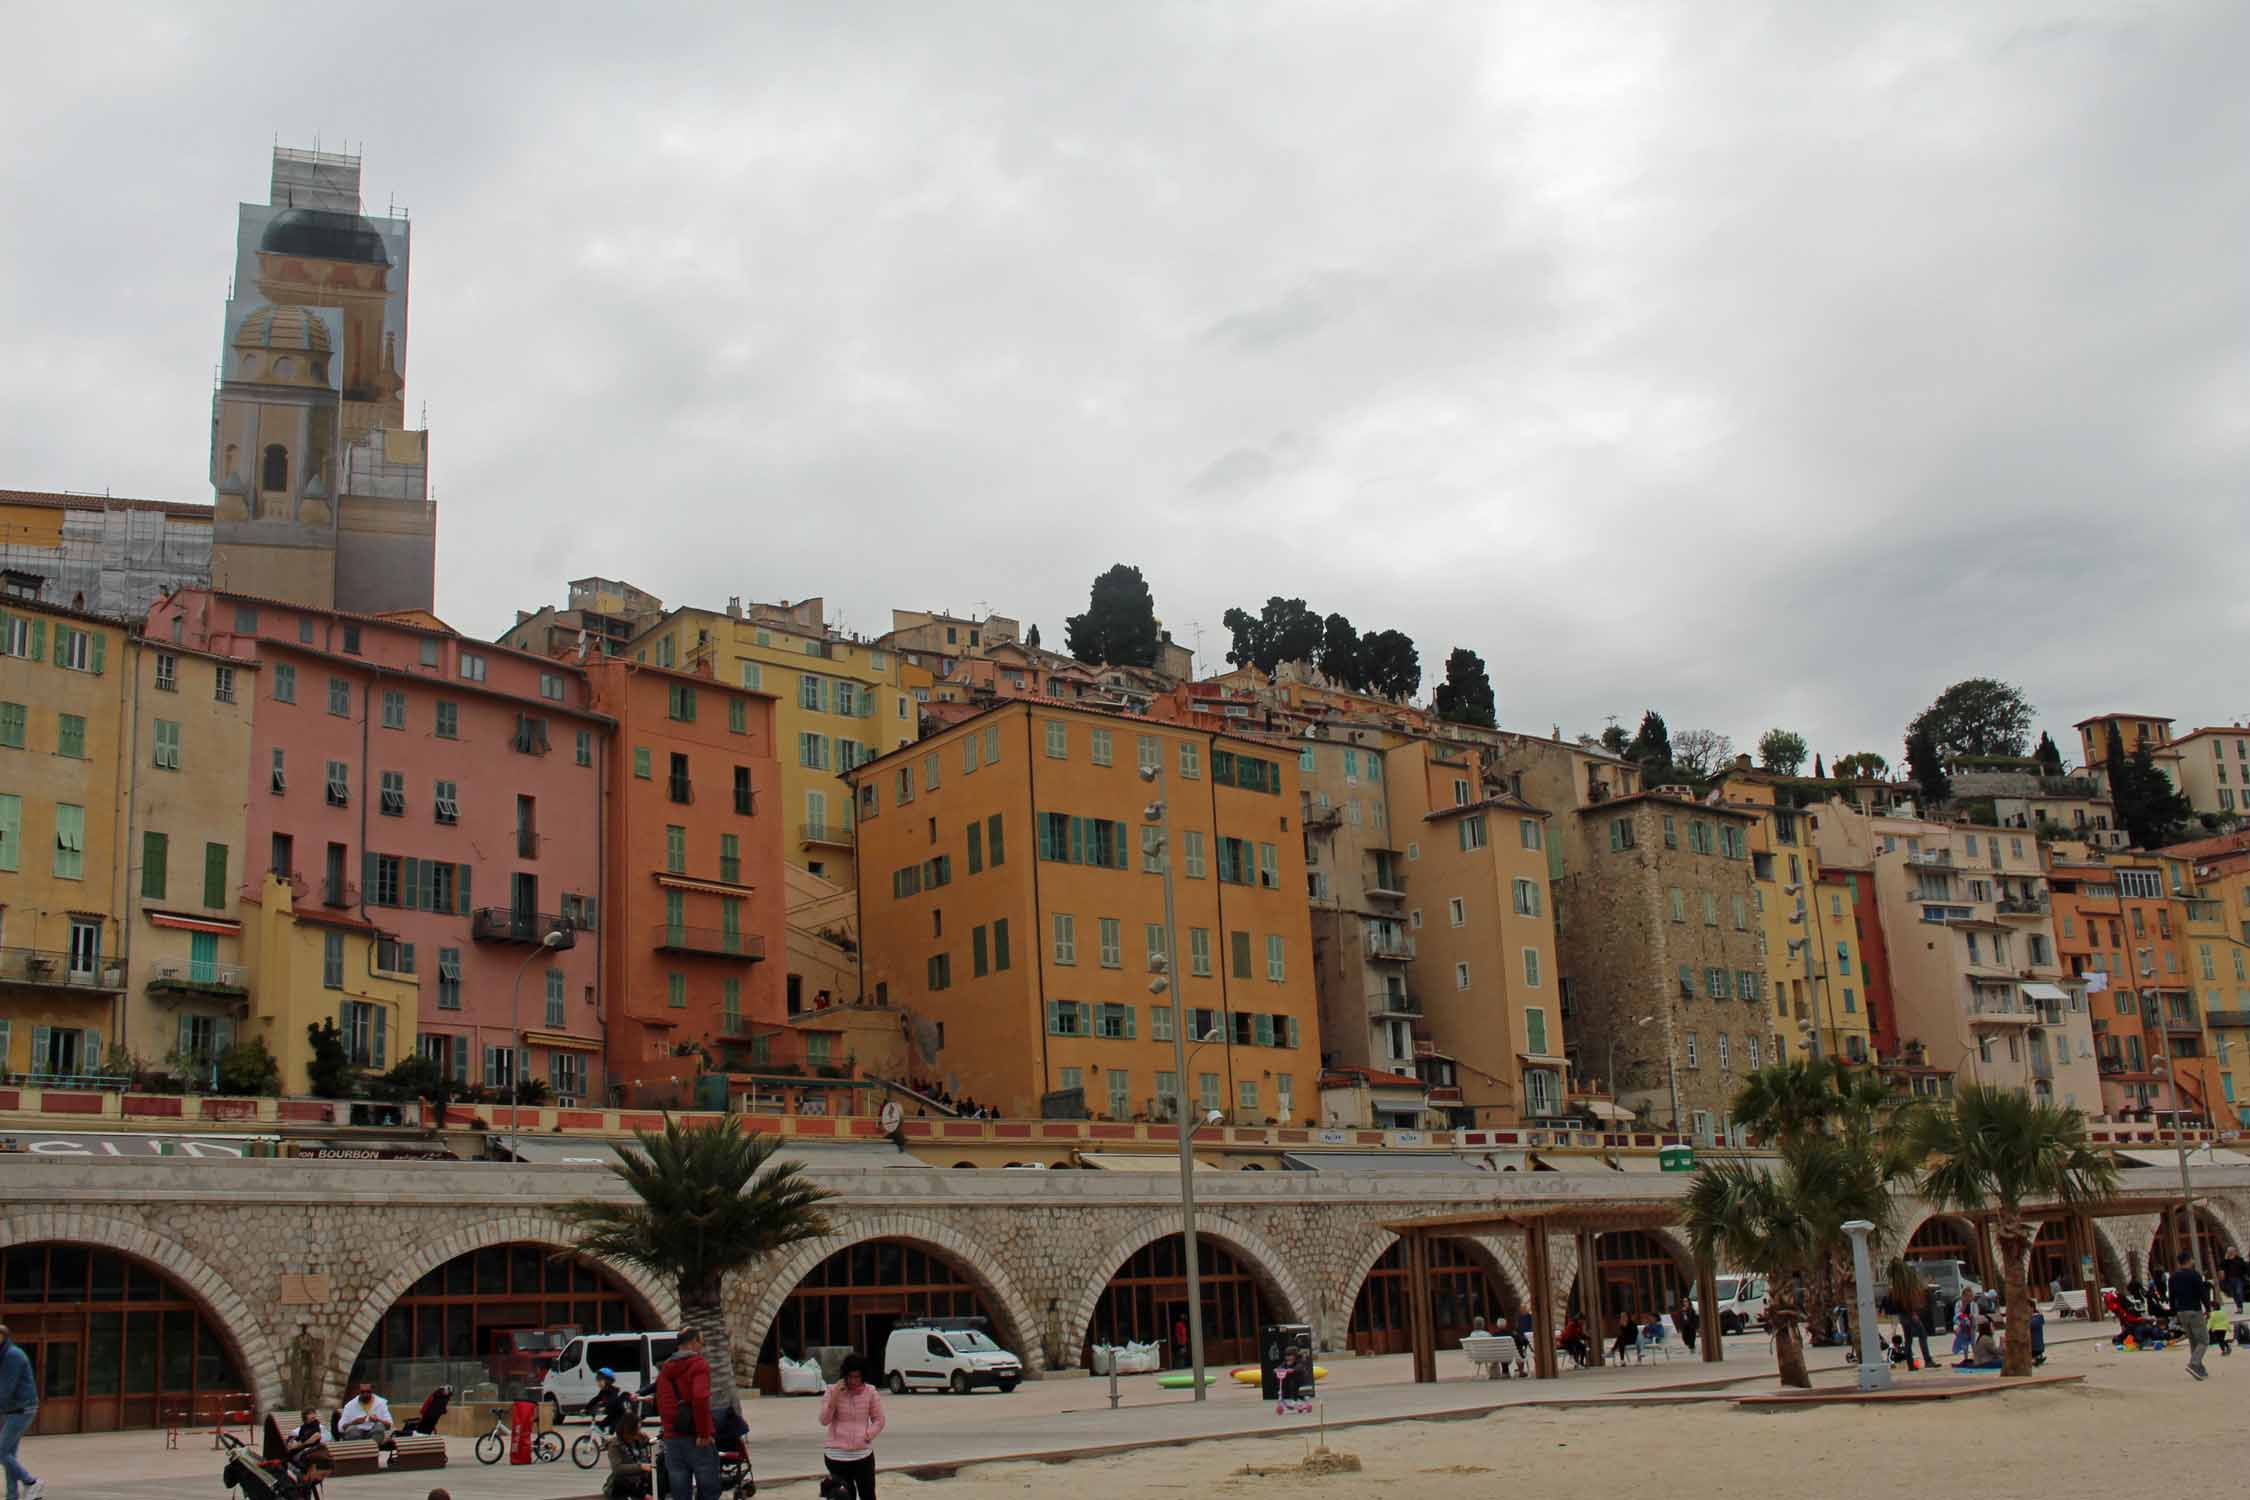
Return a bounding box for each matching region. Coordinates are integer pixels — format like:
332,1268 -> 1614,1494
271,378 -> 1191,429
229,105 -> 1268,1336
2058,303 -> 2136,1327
151,589 -> 607,1098
2170,726 -> 2250,825
0,595 -> 132,1078
121,633 -> 257,1081
847,701 -> 1323,1123
584,659 -> 783,1104
632,598 -> 923,889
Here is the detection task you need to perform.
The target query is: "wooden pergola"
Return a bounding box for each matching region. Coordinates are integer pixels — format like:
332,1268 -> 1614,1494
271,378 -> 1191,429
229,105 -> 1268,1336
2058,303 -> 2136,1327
1380,1204 -> 1724,1382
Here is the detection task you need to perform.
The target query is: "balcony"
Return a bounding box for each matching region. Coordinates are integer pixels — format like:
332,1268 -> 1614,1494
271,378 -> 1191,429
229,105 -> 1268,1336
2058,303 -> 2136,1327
1365,930 -> 1417,962
0,946 -> 123,994
1303,803 -> 1342,832
320,880 -> 359,909
1366,868 -> 1408,901
2030,1052 -> 2055,1080
2205,1009 -> 2250,1028
799,824 -> 855,850
667,776 -> 694,805
1995,896 -> 2050,917
147,961 -> 249,1001
1370,990 -> 1422,1017
653,924 -> 767,961
471,907 -> 576,946
517,828 -> 542,859
1905,849 -> 1954,868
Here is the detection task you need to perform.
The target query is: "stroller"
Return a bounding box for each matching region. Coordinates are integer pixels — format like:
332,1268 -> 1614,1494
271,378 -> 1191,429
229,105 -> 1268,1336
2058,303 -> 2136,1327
219,1430 -> 328,1499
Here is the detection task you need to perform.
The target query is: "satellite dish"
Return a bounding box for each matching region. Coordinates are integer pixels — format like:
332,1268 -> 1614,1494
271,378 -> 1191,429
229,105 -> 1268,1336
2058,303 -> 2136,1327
880,1101 -> 903,1133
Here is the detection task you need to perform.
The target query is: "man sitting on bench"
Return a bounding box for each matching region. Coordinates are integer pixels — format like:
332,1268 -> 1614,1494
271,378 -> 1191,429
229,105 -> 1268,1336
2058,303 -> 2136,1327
336,1383 -> 395,1443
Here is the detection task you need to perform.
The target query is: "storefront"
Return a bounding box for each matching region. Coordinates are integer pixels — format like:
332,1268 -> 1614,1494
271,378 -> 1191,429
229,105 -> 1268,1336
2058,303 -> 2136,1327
754,1239 -> 996,1392
1084,1234 -> 1276,1369
1349,1237 -> 1510,1354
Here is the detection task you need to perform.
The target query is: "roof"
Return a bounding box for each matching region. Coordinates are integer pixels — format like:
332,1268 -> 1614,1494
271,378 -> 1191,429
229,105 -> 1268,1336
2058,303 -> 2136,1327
1575,790 -> 1758,820
2074,713 -> 2175,727
2172,726 -> 2250,744
843,696 -> 1298,779
1318,1065 -> 1426,1090
0,487 -> 211,520
0,591 -> 142,631
1425,792 -> 1547,822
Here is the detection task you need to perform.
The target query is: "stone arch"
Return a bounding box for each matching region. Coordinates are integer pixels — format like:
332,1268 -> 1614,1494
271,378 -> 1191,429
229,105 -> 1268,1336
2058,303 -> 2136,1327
730,1214 -> 1045,1376
1330,1226 -> 1525,1353
326,1212 -> 678,1404
1569,1225 -> 1697,1324
1900,1210 -> 1992,1277
0,1209 -> 286,1418
1063,1210 -> 1314,1369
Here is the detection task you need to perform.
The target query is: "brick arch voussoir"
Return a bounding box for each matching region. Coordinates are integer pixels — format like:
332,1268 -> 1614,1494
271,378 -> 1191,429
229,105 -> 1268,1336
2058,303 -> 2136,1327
0,1209 -> 286,1417
323,1211 -> 679,1404
731,1214 -> 1046,1375
1063,1209 -> 1315,1370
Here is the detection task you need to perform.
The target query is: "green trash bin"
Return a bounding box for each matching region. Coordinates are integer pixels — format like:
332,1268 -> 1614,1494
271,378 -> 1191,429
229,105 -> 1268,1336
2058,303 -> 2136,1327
1659,1144 -> 1696,1172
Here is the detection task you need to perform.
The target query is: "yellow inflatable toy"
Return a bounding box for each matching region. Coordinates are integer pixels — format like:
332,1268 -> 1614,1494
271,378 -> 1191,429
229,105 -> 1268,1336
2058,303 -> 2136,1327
1230,1364 -> 1328,1384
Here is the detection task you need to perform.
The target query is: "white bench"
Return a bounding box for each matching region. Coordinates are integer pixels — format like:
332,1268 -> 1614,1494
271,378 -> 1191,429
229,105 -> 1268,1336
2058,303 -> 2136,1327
1461,1332 -> 1526,1379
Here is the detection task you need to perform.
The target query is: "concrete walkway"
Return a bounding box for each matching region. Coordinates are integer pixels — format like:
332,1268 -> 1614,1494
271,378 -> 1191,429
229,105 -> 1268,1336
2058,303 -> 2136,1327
32,1321 -> 2120,1499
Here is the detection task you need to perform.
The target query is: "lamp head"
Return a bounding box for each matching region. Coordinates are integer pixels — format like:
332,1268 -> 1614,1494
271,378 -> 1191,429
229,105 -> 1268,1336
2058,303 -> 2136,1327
1204,1109 -> 1224,1125
1137,765 -> 1159,784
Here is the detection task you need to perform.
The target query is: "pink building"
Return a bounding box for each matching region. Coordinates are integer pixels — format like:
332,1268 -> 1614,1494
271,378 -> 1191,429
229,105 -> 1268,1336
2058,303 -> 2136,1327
150,589 -> 613,1101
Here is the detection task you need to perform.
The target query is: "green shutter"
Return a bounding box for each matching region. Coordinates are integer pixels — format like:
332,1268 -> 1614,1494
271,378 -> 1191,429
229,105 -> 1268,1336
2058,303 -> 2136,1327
203,843 -> 228,908
362,851 -> 376,900
28,619 -> 44,662
403,857 -> 422,910
142,831 -> 168,900
1068,816 -> 1085,865
994,917 -> 1010,971
988,813 -> 1004,867
90,631 -> 106,675
458,863 -> 472,915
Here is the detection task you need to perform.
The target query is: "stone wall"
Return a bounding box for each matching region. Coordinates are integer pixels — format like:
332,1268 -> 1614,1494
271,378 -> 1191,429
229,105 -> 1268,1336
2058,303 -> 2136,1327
3,1155 -> 2244,1417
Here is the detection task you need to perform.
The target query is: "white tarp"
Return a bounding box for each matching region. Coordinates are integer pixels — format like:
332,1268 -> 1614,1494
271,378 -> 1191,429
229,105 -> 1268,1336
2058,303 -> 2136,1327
2116,1145 -> 2250,1169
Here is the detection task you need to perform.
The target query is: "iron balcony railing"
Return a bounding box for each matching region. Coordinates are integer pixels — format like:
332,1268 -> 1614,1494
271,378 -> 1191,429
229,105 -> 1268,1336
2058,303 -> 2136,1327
147,960 -> 250,995
470,908 -> 575,946
0,946 -> 122,991
653,924 -> 767,961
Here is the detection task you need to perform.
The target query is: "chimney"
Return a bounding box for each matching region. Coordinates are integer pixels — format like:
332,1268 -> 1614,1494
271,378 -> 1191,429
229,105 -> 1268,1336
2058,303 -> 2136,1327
1736,753 -> 1752,771
726,596 -> 743,619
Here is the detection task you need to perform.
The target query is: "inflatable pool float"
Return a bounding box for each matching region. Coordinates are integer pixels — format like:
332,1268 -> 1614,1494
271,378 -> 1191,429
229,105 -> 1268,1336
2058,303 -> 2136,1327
1153,1371 -> 1220,1388
1229,1365 -> 1328,1384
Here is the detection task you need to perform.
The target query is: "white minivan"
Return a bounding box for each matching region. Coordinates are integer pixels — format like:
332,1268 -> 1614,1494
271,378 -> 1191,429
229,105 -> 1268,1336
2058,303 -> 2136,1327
1694,1273 -> 1771,1335
540,1330 -> 679,1422
881,1322 -> 1023,1394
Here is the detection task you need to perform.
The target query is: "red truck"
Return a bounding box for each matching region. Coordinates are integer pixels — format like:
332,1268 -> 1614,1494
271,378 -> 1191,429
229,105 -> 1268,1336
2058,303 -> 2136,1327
487,1327 -> 580,1390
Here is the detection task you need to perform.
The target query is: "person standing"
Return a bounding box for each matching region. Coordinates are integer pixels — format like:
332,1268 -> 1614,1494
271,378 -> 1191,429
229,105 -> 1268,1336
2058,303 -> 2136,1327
2168,1250 -> 2212,1382
1672,1299 -> 1698,1353
653,1328 -> 721,1499
1899,1305 -> 1934,1370
817,1355 -> 886,1500
0,1324 -> 39,1500
1172,1314 -> 1190,1370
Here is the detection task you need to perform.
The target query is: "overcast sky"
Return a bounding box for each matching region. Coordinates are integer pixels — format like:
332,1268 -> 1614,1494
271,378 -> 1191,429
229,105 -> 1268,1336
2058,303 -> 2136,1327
6,2 -> 2247,769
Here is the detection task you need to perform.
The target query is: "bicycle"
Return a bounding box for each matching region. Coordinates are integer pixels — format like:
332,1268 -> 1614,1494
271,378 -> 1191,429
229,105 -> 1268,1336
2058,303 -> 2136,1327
474,1412 -> 564,1465
572,1421 -> 613,1469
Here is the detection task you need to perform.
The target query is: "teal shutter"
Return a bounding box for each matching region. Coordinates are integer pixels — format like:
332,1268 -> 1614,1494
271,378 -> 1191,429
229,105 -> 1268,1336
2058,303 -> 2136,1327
90,632 -> 106,675
28,619 -> 43,662
1068,816 -> 1085,865
214,1017 -> 234,1053
458,864 -> 471,915
372,1008 -> 388,1068
30,1026 -> 51,1075
178,1014 -> 195,1061
84,1029 -> 103,1068
403,858 -> 422,910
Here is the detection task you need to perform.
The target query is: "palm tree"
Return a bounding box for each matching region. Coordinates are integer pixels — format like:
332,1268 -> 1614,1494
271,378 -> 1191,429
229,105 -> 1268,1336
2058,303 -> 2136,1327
1731,1057 -> 1848,1144
1684,1135 -> 1867,1388
562,1119 -> 835,1405
1909,1084 -> 2120,1377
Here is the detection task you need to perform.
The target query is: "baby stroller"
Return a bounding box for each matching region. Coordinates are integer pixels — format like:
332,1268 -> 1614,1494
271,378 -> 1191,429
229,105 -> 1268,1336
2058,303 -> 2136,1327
219,1430 -> 327,1499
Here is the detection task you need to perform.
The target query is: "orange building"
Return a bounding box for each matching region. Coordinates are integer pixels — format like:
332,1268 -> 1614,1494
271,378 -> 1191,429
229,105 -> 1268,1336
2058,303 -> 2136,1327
586,659 -> 783,1104
847,701 -> 1322,1123
2051,850 -> 2217,1122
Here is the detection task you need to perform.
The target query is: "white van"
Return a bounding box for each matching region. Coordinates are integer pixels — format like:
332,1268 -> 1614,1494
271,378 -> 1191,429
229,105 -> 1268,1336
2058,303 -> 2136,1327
540,1330 -> 679,1422
1693,1273 -> 1771,1334
881,1322 -> 1023,1394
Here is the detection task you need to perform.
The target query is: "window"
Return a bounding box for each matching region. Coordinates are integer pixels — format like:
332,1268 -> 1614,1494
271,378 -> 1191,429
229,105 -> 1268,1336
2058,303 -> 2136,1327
1662,814 -> 1677,849
1525,1006 -> 1549,1056
56,713 -> 85,758
1522,947 -> 1541,986
1512,878 -> 1540,916
1702,892 -> 1719,926
1458,814 -> 1488,851
328,677 -> 351,716
1099,917 -> 1122,968
0,701 -> 20,749
993,917 -> 1011,972
152,651 -> 178,692
277,663 -> 300,703
922,750 -> 940,792
1199,1073 -> 1222,1112
1267,934 -> 1286,981
0,794 -> 16,872
436,948 -> 462,1010
1237,1080 -> 1260,1115
141,831 -> 168,899
1138,735 -> 1161,772
1183,830 -> 1206,879
1189,927 -> 1212,976
53,803 -> 85,878
1669,886 -> 1686,922
1179,742 -> 1200,779
1718,1034 -> 1731,1071
1091,728 -> 1113,766
1258,842 -> 1279,889
1449,897 -> 1466,927
433,699 -> 457,739
322,931 -> 344,989
1455,961 -> 1471,990
1046,1000 -> 1092,1036
1731,893 -> 1748,930
203,842 -> 228,907
459,652 -> 487,683
324,760 -> 349,807
65,917 -> 99,979
1095,1003 -> 1135,1039
152,718 -> 180,770
1609,816 -> 1636,851
420,638 -> 440,668
1708,967 -> 1729,998
381,690 -> 406,729
1685,1031 -> 1699,1069
1045,720 -> 1068,758
434,779 -> 459,824
1231,930 -> 1253,980
53,625 -> 99,673
1053,912 -> 1077,964
665,824 -> 687,874
927,952 -> 952,990
379,770 -> 405,816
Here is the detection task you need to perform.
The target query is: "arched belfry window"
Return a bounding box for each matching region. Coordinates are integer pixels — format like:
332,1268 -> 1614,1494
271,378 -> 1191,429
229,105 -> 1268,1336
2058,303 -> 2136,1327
261,444 -> 289,493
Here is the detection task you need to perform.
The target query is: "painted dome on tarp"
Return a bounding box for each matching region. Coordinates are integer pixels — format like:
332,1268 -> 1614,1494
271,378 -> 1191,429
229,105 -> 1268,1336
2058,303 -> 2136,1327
235,304 -> 334,354
260,207 -> 390,265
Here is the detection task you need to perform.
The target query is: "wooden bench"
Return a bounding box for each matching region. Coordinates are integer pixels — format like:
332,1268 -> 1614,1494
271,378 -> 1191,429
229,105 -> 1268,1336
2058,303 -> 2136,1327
325,1439 -> 384,1477
388,1435 -> 448,1472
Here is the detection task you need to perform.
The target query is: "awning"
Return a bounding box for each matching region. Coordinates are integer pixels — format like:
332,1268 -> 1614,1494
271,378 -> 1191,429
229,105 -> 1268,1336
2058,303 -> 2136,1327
2117,1145 -> 2250,1170
502,1138 -> 928,1169
1580,1099 -> 1635,1122
1530,1153 -> 1620,1172
1280,1152 -> 1496,1174
654,873 -> 755,897
145,911 -> 242,936
1078,1152 -> 1216,1172
2021,982 -> 2070,1002
522,1030 -> 602,1052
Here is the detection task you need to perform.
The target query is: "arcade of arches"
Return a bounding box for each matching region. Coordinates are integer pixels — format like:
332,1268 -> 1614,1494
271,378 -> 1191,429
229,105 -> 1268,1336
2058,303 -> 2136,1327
1349,1238 -> 1512,1355
1,1243 -> 248,1436
754,1239 -> 996,1393
1084,1234 -> 1277,1368
1566,1231 -> 1691,1336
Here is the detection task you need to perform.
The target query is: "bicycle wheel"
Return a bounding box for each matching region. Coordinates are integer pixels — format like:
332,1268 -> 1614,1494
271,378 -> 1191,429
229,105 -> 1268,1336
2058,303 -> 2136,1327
475,1430 -> 505,1465
534,1429 -> 565,1462
573,1432 -> 604,1469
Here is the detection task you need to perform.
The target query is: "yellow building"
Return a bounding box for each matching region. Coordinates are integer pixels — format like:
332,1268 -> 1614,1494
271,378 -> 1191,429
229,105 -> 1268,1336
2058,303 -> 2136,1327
0,596 -> 132,1078
847,701 -> 1323,1123
240,873 -> 418,1095
632,598 -> 923,889
1711,765 -> 1870,1064
121,636 -> 258,1079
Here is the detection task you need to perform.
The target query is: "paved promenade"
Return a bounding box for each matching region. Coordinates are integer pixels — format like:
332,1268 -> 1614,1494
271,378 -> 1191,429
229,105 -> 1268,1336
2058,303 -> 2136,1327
31,1321 -> 2128,1499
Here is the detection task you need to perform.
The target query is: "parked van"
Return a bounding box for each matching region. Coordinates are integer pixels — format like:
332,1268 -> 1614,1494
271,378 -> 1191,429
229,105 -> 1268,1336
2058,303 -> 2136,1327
540,1330 -> 680,1422
881,1319 -> 1023,1394
1693,1273 -> 1771,1334
1913,1259 -> 1985,1308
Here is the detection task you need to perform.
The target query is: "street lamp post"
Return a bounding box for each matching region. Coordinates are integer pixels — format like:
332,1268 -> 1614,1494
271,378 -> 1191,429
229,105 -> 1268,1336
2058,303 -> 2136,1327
508,926 -> 569,1161
1142,761 -> 1211,1400
1840,1220 -> 1892,1392
2152,1048 -> 2210,1279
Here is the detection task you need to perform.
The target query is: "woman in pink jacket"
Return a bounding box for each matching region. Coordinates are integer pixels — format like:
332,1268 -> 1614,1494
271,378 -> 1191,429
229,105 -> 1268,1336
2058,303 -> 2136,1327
818,1355 -> 886,1500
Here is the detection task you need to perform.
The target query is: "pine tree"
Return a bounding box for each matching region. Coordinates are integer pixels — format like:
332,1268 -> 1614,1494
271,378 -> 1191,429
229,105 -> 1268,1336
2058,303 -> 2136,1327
1905,726 -> 1951,805
1063,564 -> 1161,666
1433,648 -> 1497,727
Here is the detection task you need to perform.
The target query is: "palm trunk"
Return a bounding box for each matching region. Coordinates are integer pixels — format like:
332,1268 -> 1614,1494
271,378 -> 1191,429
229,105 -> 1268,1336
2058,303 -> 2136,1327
1771,1308 -> 1811,1389
1997,1214 -> 2034,1378
681,1280 -> 740,1408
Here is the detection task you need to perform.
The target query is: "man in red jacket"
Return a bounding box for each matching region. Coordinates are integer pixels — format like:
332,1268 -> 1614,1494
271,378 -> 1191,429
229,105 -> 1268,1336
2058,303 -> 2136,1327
653,1329 -> 720,1500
